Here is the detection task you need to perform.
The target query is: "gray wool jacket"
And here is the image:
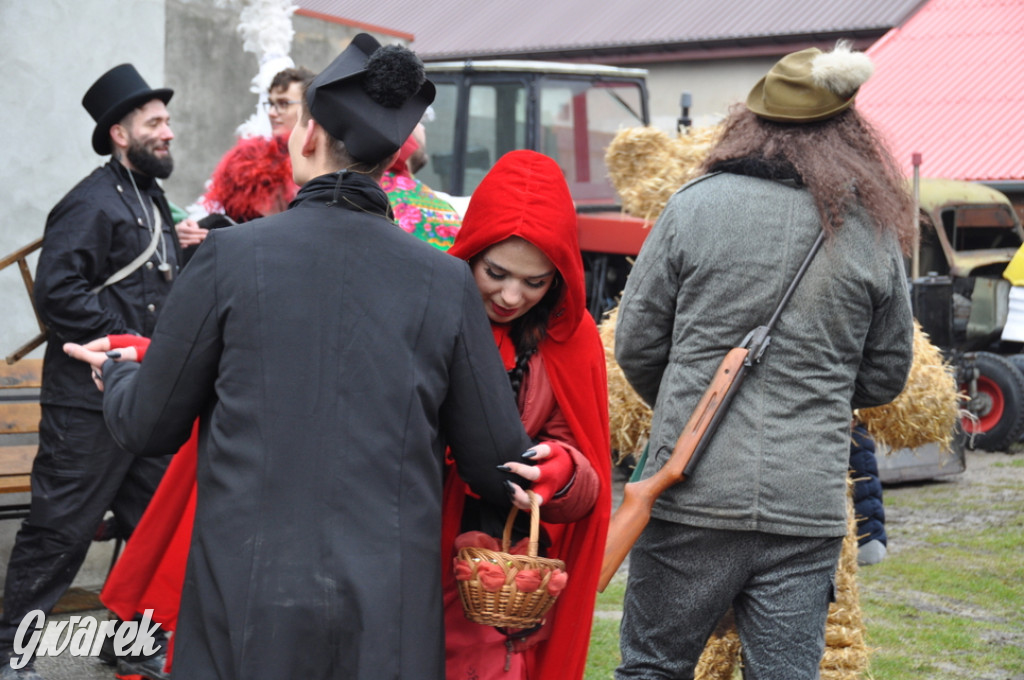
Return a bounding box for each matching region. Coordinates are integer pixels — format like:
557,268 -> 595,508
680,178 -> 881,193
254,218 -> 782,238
615,172 -> 913,538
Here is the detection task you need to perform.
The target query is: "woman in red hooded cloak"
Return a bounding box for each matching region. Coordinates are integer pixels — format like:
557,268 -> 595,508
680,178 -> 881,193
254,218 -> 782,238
444,150 -> 612,680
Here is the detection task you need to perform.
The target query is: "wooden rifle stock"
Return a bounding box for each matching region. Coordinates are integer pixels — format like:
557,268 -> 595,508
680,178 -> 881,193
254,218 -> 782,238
597,346 -> 751,591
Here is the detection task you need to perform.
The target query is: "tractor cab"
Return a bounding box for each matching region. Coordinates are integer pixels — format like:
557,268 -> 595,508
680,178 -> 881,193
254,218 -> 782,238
421,59 -> 653,319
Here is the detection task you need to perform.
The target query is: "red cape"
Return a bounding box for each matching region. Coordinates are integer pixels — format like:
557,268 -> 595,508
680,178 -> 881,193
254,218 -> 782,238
101,421 -> 199,670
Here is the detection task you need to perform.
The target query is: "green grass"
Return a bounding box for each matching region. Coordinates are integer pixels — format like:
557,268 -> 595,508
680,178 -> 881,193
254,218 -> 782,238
858,524 -> 1024,678
585,617 -> 622,679
584,455 -> 1024,679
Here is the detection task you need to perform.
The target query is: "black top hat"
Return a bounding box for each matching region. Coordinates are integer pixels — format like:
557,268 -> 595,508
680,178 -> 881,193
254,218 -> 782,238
82,63 -> 173,155
307,33 -> 435,164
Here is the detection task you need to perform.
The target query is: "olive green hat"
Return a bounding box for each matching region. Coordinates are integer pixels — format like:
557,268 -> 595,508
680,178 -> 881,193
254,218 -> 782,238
746,41 -> 874,123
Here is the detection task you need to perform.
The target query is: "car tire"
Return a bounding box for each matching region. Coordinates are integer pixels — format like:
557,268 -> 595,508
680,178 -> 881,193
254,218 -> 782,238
1006,354 -> 1024,442
1007,353 -> 1024,378
961,351 -> 1024,451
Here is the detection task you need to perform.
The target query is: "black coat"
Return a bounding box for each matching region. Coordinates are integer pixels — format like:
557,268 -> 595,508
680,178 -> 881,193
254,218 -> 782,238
35,161 -> 181,409
101,171 -> 531,680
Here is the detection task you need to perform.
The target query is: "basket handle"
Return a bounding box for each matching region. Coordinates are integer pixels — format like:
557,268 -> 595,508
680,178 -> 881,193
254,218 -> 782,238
501,490 -> 541,557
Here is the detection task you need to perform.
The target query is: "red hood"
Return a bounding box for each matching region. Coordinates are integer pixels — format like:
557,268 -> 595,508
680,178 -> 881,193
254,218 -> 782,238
448,150 -> 583,343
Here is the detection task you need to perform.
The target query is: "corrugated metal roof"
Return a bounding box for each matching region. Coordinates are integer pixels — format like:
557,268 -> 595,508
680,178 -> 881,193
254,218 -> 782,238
296,0 -> 924,57
857,0 -> 1024,182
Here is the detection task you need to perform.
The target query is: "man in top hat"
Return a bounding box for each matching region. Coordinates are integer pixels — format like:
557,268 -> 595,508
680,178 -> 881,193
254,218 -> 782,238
0,64 -> 182,680
613,42 -> 914,679
63,35 -> 533,680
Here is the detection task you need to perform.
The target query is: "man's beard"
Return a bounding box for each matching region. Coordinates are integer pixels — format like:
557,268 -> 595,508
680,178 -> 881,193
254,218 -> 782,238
126,139 -> 174,179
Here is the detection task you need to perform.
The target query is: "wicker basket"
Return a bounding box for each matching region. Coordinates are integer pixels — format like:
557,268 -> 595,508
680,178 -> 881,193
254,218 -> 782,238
455,491 -> 567,628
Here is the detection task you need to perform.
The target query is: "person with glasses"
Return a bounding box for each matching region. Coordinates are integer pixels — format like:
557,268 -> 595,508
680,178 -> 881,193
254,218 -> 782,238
264,66 -> 313,135
179,66 -> 315,261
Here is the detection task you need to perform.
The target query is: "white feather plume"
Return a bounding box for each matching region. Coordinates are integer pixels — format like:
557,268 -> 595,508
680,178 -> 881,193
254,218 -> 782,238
811,40 -> 874,97
234,0 -> 298,138
237,0 -> 297,59
189,0 -> 297,212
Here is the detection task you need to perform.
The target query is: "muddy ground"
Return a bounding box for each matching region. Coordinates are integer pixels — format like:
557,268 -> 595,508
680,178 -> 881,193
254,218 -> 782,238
870,446 -> 1024,680
882,446 -> 1024,554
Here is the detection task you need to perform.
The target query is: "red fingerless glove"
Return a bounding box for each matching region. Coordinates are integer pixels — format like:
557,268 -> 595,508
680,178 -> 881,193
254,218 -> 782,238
107,334 -> 152,362
528,442 -> 575,502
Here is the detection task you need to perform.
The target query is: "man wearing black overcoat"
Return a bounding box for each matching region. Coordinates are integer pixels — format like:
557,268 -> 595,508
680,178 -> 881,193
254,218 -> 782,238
65,35 -> 531,680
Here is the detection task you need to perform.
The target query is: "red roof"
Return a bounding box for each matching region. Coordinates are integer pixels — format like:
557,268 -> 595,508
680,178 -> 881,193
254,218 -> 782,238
856,0 -> 1024,182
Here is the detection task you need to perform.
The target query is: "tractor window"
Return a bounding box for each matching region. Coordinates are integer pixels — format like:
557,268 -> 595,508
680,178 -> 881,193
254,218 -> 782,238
418,82 -> 457,195
941,206 -> 1023,251
465,82 -> 526,194
539,78 -> 645,204
425,80 -> 526,196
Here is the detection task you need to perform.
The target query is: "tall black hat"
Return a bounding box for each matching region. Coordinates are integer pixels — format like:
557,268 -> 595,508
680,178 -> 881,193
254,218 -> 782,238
306,33 -> 435,164
82,63 -> 173,155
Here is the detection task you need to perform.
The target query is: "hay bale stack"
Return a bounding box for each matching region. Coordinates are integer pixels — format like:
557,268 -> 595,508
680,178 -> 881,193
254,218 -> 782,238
819,477 -> 870,680
856,321 -> 961,452
605,125 -> 720,223
600,306 -> 653,461
695,609 -> 741,680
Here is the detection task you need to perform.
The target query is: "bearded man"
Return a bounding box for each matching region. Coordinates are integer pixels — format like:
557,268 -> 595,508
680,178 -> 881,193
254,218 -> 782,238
0,64 -> 183,680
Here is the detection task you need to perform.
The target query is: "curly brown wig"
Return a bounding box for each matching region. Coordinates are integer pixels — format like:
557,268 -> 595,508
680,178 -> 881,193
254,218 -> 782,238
700,105 -> 916,255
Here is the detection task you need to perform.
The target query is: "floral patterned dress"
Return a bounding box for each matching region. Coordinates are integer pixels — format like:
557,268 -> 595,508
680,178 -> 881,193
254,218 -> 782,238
380,171 -> 462,250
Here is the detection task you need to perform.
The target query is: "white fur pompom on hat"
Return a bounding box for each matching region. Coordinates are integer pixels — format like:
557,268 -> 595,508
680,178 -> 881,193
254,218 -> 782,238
746,40 -> 874,123
811,40 -> 875,98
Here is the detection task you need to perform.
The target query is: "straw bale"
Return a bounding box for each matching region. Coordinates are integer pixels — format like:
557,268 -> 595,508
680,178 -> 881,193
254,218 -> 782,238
856,321 -> 962,452
599,306 -> 653,461
695,628 -> 741,680
605,125 -> 721,223
819,477 -> 868,680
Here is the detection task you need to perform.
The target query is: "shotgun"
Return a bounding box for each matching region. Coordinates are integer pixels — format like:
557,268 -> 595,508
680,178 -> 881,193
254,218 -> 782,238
597,230 -> 825,592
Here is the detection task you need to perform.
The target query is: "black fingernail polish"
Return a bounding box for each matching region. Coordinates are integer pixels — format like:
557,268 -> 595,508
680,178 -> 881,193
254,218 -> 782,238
503,480 -> 515,497
496,465 -> 511,472
106,350 -> 122,359
522,449 -> 537,459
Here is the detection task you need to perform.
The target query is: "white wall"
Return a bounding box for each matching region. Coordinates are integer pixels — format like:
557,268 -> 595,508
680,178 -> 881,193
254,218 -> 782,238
641,57 -> 780,134
0,0 -> 167,360
0,0 -> 167,588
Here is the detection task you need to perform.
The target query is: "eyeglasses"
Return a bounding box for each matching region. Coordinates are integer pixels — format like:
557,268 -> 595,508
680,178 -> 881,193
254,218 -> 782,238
262,99 -> 301,113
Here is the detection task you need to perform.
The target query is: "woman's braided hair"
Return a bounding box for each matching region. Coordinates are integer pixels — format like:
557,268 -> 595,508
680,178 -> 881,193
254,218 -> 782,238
505,276 -> 562,396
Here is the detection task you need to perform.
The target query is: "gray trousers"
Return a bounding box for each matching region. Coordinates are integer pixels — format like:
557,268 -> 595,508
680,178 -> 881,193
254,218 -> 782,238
616,518 -> 843,680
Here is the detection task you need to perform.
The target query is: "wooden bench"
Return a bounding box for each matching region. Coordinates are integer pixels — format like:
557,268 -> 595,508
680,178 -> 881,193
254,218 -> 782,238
0,359 -> 41,521
0,237 -> 46,364
0,358 -> 125,581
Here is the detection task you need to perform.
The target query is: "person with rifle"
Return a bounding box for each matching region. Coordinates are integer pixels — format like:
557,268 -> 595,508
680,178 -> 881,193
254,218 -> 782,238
612,41 -> 915,679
